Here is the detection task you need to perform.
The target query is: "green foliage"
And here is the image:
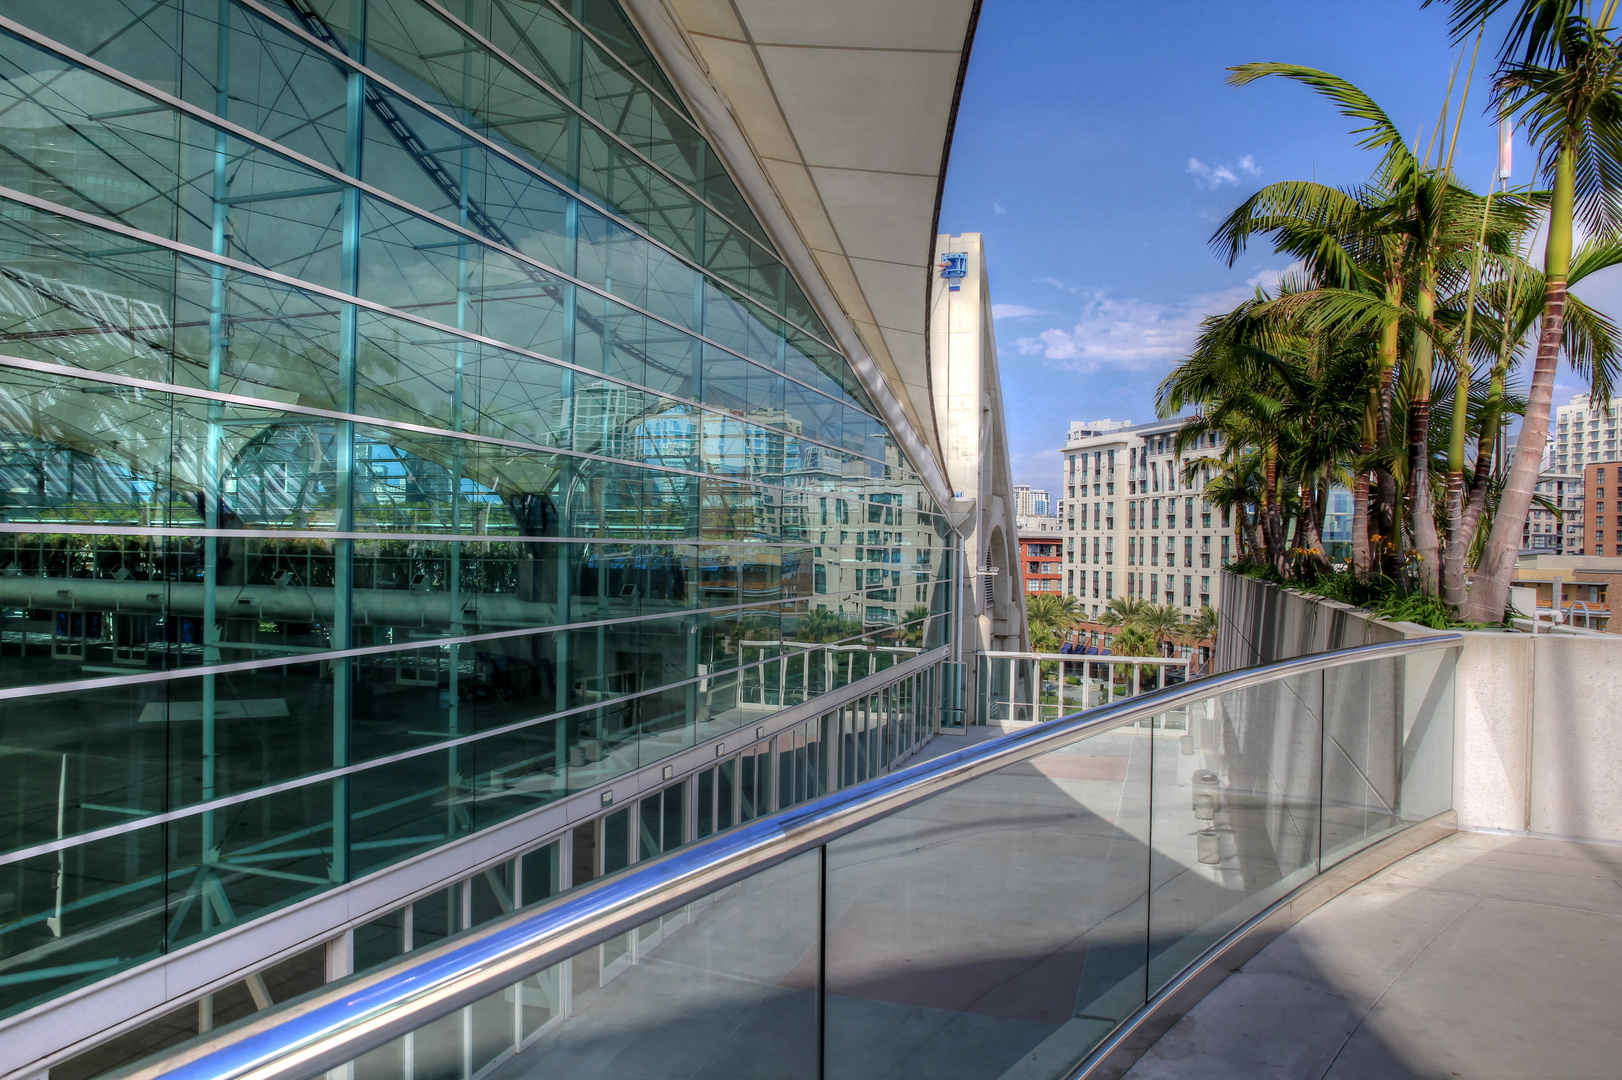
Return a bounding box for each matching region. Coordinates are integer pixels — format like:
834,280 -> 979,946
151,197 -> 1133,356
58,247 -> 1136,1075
792,607 -> 864,644
1025,593 -> 1083,651
1109,624 -> 1160,657
1289,569 -> 1503,628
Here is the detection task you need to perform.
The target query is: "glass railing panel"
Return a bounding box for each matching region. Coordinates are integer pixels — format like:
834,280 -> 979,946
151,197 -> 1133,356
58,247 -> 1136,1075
348,849 -> 822,1080
78,643 -> 1459,1080
1395,647 -> 1456,824
1145,671 -> 1323,994
1321,656 -> 1402,868
822,728 -> 1151,1079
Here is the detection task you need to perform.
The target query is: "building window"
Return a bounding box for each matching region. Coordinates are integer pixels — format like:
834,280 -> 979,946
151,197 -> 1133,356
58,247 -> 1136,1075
1151,537 -> 1160,565
1093,571 -> 1100,599
1105,572 -> 1114,599
1184,576 -> 1193,607
1184,536 -> 1194,567
1222,536 -> 1230,563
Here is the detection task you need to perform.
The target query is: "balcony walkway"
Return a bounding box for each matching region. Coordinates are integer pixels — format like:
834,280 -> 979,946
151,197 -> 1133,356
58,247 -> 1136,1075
1125,830 -> 1622,1080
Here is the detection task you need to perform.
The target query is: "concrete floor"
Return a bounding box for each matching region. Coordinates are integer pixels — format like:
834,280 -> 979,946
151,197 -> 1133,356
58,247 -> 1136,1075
1124,830 -> 1622,1080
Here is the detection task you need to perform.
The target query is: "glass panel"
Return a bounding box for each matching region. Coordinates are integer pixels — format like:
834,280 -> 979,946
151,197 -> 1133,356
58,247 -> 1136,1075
520,841 -> 560,907
1322,657 -> 1403,868
508,850 -> 819,1078
1146,672 -> 1323,994
0,0 -> 952,1017
824,729 -> 1152,1078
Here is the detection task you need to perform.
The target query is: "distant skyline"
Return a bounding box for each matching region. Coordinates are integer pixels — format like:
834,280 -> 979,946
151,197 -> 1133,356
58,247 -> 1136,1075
938,0 -> 1622,495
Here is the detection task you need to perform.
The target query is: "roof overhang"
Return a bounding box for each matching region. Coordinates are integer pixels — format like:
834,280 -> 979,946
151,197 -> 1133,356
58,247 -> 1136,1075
622,0 -> 981,504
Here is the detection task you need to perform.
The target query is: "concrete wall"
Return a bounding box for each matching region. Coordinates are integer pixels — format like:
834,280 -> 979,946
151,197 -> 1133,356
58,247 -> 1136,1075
1215,571 -> 1622,843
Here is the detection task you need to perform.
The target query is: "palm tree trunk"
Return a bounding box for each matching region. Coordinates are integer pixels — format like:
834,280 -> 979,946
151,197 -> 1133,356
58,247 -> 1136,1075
1410,270 -> 1440,594
1460,352 -> 1512,554
1376,272 -> 1404,579
1463,145 -> 1575,624
1353,381 -> 1378,579
1444,184 -> 1497,608
1352,471 -> 1371,577
1300,473 -> 1333,574
1262,445 -> 1288,576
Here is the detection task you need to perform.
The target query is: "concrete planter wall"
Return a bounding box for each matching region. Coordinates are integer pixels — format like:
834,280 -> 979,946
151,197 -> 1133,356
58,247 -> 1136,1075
1216,570 -> 1622,843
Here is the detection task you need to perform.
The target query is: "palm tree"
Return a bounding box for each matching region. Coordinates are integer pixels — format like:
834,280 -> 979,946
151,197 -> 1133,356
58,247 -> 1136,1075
1108,624 -> 1159,657
1026,593 -> 1082,652
1135,604 -> 1188,655
1098,595 -> 1151,628
1439,1 -> 1622,621
1179,605 -> 1220,644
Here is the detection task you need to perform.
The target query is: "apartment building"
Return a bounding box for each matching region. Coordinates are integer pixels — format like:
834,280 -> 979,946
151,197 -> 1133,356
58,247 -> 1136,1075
1554,393 -> 1622,470
1525,471 -> 1584,554
1583,464 -> 1618,555
1012,485 -> 1052,518
1060,419 -> 1228,619
1020,532 -> 1065,595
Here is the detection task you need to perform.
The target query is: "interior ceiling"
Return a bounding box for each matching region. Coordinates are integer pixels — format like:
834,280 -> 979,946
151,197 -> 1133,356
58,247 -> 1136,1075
646,0 -> 979,473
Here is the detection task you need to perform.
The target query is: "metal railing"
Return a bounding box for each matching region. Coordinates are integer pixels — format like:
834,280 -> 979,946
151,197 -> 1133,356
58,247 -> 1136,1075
114,635 -> 1461,1080
978,650 -> 1192,725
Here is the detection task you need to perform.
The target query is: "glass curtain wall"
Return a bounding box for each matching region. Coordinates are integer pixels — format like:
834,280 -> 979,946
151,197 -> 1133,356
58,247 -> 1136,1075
0,0 -> 955,1019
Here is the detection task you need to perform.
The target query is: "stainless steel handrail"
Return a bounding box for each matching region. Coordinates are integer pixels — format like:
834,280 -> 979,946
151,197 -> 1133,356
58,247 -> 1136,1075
123,634 -> 1461,1080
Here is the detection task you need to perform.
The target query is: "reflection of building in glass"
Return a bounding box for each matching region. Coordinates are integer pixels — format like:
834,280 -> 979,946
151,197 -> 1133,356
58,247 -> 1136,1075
1321,487 -> 1355,559
0,4 -> 1005,1070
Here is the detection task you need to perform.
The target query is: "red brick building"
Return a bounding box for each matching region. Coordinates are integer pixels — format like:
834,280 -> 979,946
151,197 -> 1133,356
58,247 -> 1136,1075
1020,532 -> 1064,597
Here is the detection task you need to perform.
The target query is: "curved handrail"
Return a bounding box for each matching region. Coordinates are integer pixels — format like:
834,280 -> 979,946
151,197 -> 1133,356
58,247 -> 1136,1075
119,634 -> 1461,1080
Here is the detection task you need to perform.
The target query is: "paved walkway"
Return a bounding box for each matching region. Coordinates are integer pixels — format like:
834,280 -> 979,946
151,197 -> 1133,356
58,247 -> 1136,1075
1125,830 -> 1622,1080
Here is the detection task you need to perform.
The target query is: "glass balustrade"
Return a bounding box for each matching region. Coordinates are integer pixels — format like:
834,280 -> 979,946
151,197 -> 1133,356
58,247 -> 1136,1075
141,640 -> 1454,1080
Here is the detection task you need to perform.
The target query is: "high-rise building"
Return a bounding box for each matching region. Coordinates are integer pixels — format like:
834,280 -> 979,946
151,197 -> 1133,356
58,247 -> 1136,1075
1012,485 -> 1051,519
0,4 -> 1014,1073
1060,419 -> 1227,620
1553,393 -> 1622,470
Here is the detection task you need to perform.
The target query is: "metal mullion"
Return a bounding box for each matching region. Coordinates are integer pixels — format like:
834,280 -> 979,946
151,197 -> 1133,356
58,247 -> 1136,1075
0,619 -> 959,867
0,348 -> 888,505
534,0 -> 694,125
0,188 -> 893,476
419,0 -> 775,259
0,20 -> 865,430
39,4 -> 852,372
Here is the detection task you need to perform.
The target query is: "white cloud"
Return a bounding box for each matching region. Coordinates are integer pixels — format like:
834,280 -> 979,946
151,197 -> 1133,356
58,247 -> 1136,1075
992,304 -> 1042,319
993,201 -> 1007,216
1011,268 -> 1288,373
1187,155 -> 1260,190
1039,275 -> 1080,294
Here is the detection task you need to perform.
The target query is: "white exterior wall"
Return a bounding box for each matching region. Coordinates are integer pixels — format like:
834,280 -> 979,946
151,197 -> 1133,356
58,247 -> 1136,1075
930,233 -> 1026,654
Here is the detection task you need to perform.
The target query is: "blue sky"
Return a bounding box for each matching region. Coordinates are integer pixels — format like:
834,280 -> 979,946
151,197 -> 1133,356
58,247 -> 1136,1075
938,0 -> 1622,496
